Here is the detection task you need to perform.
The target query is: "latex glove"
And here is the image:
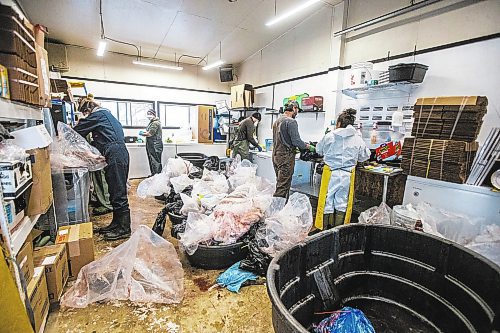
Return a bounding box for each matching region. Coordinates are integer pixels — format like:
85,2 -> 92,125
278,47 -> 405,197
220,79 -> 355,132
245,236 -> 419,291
309,145 -> 316,153
257,146 -> 263,152
139,130 -> 145,136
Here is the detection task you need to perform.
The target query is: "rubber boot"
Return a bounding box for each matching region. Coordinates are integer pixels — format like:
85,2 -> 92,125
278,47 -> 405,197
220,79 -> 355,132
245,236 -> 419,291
334,211 -> 346,227
93,206 -> 113,216
104,211 -> 132,241
96,213 -> 120,234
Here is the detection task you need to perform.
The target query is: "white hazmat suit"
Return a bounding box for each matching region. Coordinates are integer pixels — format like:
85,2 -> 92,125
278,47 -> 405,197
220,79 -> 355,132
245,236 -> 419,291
316,125 -> 370,213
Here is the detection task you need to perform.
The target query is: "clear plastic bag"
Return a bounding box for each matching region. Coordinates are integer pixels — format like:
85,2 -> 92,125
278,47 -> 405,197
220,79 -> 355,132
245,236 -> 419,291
170,174 -> 194,194
137,173 -> 171,198
164,158 -> 193,177
314,307 -> 375,333
179,193 -> 203,215
60,226 -> 184,308
465,224 -> 500,266
178,212 -> 218,255
228,158 -> 258,190
256,192 -> 313,256
51,123 -> 107,171
0,142 -> 28,161
201,169 -> 229,194
358,202 -> 392,225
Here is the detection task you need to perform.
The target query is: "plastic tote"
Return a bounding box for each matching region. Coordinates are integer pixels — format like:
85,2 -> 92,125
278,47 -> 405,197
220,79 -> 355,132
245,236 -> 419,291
266,224 -> 500,333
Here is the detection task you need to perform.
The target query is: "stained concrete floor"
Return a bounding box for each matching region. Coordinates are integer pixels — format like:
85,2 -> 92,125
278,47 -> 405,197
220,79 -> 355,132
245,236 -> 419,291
45,180 -> 274,333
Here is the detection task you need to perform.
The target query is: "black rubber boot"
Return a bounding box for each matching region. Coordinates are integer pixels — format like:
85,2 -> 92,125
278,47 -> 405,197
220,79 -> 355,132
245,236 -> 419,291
104,211 -> 131,241
96,213 -> 120,234
323,214 -> 335,230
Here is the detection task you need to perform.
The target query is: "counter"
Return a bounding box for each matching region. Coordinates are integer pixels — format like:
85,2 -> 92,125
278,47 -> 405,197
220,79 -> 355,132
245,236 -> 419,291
127,142 -> 227,179
249,151 -> 313,186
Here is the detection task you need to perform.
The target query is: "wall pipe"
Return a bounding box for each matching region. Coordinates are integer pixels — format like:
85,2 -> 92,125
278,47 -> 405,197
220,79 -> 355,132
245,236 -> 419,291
333,0 -> 442,37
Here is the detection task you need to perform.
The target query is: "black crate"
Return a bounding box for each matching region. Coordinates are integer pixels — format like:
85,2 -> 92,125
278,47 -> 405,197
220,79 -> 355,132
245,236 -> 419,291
389,63 -> 428,83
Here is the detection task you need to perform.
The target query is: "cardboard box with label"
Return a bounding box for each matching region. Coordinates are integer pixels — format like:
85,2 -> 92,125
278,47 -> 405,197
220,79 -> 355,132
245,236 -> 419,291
35,44 -> 50,107
4,199 -> 25,232
231,84 -> 254,108
12,125 -> 53,215
0,157 -> 33,199
197,105 -> 214,144
55,223 -> 94,280
28,267 -> 49,333
16,233 -> 34,284
34,244 -> 69,303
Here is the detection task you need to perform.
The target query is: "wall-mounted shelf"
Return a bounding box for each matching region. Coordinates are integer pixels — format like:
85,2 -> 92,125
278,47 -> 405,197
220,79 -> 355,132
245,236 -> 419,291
340,82 -> 420,99
11,214 -> 41,255
0,98 -> 43,122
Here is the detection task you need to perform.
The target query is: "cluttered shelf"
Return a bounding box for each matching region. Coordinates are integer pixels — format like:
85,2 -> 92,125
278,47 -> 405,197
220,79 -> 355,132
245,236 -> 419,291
340,82 -> 420,99
11,214 -> 41,255
0,98 -> 43,122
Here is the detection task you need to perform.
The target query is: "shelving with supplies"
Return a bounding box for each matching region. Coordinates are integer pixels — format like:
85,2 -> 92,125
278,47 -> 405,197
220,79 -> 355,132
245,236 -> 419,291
339,82 -> 421,99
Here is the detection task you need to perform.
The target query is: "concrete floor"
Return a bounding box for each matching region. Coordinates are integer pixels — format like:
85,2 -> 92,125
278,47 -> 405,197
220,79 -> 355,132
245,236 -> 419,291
45,180 -> 274,333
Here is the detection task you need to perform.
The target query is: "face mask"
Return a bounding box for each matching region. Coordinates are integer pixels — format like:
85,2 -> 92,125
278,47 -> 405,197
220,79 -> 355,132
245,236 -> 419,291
80,114 -> 88,119
147,115 -> 154,120
254,120 -> 259,126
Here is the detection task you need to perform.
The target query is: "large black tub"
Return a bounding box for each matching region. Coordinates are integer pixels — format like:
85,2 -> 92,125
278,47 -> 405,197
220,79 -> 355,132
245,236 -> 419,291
267,224 -> 500,333
187,242 -> 248,270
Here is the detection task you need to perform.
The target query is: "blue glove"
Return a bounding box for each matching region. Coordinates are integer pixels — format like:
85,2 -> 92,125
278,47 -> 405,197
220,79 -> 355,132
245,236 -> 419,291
257,146 -> 263,152
139,130 -> 145,136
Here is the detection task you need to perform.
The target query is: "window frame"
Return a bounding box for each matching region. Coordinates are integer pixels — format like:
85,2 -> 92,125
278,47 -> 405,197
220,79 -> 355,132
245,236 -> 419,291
92,97 -> 155,128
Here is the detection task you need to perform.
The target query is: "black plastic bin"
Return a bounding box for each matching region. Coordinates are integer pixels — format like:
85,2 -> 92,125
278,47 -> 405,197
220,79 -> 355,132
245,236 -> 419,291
186,242 -> 248,270
267,224 -> 500,333
389,63 -> 428,83
167,211 -> 185,225
176,153 -> 208,169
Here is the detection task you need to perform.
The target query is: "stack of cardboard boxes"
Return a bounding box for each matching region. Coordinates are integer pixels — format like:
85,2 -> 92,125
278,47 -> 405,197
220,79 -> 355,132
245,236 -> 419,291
401,96 -> 486,184
14,222 -> 95,332
0,4 -> 51,106
231,84 -> 254,109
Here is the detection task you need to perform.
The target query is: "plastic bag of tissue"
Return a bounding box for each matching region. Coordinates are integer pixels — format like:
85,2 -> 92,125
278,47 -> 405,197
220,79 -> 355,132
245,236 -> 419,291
60,226 -> 184,307
178,213 -> 218,255
179,192 -> 203,215
51,123 -> 107,171
227,158 -> 258,190
314,307 -> 375,333
358,202 -> 392,225
465,224 -> 500,266
137,172 -> 171,198
170,174 -> 194,194
255,192 -> 313,256
164,158 -> 193,177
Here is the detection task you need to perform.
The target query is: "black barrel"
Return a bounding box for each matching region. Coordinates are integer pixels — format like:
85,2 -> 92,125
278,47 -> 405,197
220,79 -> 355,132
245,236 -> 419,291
186,242 -> 248,270
267,224 -> 500,333
167,211 -> 185,225
176,153 -> 208,169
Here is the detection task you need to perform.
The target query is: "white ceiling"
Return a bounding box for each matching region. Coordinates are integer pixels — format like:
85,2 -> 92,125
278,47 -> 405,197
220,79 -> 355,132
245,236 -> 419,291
18,0 -> 342,66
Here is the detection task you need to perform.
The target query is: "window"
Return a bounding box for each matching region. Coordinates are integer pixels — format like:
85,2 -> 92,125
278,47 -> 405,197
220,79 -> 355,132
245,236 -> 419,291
158,103 -> 191,129
97,99 -> 154,127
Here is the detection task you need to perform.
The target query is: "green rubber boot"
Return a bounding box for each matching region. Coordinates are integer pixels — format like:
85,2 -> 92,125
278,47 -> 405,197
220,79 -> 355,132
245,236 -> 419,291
334,211 -> 346,227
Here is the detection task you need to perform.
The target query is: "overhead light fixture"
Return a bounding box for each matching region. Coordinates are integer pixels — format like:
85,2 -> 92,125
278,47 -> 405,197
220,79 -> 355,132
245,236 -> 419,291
265,0 -> 320,26
132,60 -> 183,71
202,60 -> 224,71
96,40 -> 107,57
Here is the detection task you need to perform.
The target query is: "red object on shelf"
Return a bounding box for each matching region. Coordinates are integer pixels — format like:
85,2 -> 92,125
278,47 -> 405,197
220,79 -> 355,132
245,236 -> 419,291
376,141 -> 402,161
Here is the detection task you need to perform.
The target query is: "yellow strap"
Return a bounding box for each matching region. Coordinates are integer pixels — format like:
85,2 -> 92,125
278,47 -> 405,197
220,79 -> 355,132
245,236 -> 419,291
344,169 -> 356,224
314,165 -> 332,230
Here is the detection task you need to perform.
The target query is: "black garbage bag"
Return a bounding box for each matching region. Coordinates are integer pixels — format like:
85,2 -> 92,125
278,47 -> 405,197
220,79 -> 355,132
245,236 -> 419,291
164,188 -> 178,204
203,156 -> 220,171
239,238 -> 273,276
166,201 -> 183,216
152,207 -> 168,236
316,161 -> 325,175
237,222 -> 261,244
300,141 -> 323,162
188,168 -> 203,179
182,185 -> 193,196
171,220 -> 186,239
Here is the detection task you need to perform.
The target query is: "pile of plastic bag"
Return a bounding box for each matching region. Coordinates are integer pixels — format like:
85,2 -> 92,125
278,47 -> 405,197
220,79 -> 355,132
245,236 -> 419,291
0,141 -> 28,161
358,202 -> 392,225
227,157 -> 258,190
240,193 -> 313,276
137,158 -> 200,198
60,226 -> 184,307
50,123 -> 107,171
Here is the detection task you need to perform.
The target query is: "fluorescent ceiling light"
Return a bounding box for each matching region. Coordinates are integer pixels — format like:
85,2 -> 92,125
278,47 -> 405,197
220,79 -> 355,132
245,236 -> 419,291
132,60 -> 183,71
202,60 -> 225,71
96,40 -> 106,57
266,0 -> 320,26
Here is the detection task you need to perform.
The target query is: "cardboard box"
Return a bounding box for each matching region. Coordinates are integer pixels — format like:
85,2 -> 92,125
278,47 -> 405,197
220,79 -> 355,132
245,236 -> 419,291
0,157 -> 33,199
55,223 -> 94,280
26,147 -> 53,215
35,44 -> 50,107
197,105 -> 214,144
231,84 -> 254,108
28,267 -> 49,333
34,244 -> 69,303
16,234 -> 34,284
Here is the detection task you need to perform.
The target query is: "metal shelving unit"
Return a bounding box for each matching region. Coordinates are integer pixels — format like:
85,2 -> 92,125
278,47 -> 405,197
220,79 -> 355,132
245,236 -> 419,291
0,98 -> 43,122
340,82 -> 420,99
